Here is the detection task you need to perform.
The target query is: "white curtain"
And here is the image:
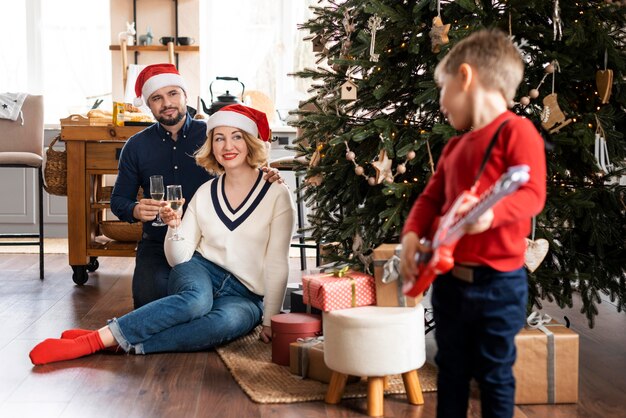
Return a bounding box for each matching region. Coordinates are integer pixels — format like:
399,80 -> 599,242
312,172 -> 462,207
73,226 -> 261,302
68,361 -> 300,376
0,0 -> 111,126
201,0 -> 316,124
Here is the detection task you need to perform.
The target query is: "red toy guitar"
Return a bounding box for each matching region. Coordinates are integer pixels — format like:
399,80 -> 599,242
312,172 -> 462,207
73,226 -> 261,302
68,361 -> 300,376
402,165 -> 531,297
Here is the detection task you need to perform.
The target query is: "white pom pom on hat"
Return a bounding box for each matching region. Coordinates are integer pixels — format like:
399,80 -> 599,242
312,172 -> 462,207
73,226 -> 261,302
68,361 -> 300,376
134,63 -> 187,107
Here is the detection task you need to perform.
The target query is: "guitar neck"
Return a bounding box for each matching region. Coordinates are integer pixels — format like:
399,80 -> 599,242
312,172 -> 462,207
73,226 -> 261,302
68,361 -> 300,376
439,165 -> 530,247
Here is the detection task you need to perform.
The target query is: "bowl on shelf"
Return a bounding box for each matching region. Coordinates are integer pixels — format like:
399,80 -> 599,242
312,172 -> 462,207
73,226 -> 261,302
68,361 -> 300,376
177,37 -> 195,46
159,36 -> 176,45
100,221 -> 143,242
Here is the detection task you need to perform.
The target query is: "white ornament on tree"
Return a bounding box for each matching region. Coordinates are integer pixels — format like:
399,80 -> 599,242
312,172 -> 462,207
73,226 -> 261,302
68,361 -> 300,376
341,80 -> 358,101
367,15 -> 382,62
525,238 -> 549,273
594,117 -> 613,174
524,218 -> 549,272
371,149 -> 393,184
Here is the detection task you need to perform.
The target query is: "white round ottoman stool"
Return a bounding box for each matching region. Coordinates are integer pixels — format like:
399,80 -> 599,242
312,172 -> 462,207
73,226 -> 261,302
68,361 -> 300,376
323,305 -> 426,417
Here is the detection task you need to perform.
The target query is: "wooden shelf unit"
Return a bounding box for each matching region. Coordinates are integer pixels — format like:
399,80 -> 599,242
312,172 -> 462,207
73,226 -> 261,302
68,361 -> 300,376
109,44 -> 199,52
60,123 -> 147,284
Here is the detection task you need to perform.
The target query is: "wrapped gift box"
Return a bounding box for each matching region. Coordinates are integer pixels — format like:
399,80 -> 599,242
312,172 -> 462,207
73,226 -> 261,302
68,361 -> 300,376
372,243 -> 419,307
302,270 -> 376,312
513,319 -> 579,404
289,339 -> 359,384
271,313 -> 322,366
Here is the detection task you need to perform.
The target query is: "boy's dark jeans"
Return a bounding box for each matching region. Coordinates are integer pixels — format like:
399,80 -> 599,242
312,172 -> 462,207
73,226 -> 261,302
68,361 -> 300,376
432,266 -> 527,418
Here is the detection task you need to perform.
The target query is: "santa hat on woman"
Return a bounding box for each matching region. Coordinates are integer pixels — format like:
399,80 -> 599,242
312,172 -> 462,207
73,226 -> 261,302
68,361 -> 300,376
205,104 -> 271,141
133,63 -> 187,107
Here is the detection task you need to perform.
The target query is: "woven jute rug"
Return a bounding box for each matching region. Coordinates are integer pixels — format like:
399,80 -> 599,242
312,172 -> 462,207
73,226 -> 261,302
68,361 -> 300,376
216,327 -> 437,404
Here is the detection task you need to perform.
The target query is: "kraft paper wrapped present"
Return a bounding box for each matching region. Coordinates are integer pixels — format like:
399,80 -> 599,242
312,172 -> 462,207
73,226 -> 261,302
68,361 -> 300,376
289,338 -> 359,384
302,268 -> 376,312
513,312 -> 579,404
372,243 -> 420,307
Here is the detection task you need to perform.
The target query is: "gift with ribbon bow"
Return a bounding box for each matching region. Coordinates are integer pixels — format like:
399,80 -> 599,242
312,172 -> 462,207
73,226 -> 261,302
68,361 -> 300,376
372,243 -> 420,307
302,267 -> 376,312
513,311 -> 579,404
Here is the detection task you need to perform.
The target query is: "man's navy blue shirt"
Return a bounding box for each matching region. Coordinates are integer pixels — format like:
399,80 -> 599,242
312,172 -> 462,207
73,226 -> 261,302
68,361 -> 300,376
111,114 -> 214,242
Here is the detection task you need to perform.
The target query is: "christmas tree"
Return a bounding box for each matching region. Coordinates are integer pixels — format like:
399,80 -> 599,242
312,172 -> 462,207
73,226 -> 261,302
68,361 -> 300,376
292,0 -> 626,326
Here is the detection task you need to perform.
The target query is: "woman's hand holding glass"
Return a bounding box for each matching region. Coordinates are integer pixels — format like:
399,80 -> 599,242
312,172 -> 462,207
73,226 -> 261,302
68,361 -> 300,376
164,184 -> 185,241
159,198 -> 185,227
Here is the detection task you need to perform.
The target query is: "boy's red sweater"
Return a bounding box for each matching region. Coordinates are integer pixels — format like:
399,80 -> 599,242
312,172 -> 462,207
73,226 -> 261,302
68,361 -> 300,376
402,111 -> 547,271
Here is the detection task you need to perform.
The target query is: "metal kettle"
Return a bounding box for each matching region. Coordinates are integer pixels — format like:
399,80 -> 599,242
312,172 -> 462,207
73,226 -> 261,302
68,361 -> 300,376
201,76 -> 245,115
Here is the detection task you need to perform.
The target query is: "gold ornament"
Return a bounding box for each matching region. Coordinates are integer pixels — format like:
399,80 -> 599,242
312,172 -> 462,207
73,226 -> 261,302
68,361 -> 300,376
540,93 -> 572,134
371,150 -> 393,185
429,16 -> 450,53
596,69 -> 613,104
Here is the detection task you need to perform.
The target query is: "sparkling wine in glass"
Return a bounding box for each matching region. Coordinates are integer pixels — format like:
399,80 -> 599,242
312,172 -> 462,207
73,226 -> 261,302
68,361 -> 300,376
150,175 -> 166,226
166,184 -> 184,241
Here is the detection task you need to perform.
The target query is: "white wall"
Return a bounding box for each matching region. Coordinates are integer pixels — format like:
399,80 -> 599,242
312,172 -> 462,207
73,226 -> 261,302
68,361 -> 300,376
109,0 -> 201,105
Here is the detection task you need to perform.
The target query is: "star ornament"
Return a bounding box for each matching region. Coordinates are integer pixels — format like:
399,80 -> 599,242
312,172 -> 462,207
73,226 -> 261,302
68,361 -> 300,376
371,150 -> 393,184
430,16 -> 450,53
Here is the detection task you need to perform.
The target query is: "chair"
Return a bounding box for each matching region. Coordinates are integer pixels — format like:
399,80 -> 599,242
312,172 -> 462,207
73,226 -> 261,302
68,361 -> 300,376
269,156 -> 320,270
323,305 -> 426,416
0,94 -> 45,280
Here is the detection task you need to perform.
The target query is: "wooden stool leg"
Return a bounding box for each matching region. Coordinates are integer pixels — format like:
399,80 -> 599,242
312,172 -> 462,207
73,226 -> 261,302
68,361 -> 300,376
325,371 -> 349,404
402,369 -> 424,405
367,376 -> 385,417
383,375 -> 390,390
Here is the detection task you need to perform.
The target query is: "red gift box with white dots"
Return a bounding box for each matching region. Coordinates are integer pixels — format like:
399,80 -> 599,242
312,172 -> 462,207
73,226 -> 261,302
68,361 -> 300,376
302,271 -> 376,312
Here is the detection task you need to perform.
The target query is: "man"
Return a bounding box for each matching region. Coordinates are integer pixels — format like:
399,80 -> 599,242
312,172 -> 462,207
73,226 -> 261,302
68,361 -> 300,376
111,63 -> 280,308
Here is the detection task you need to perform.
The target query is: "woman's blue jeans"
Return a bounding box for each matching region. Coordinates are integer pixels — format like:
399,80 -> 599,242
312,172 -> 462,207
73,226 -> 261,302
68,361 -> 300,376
432,267 -> 527,418
108,252 -> 263,354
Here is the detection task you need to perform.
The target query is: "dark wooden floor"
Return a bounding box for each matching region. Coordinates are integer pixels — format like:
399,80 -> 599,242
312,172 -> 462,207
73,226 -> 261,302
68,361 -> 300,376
1,253 -> 625,418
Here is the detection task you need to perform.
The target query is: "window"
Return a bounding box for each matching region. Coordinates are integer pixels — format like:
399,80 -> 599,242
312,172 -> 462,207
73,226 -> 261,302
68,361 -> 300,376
1,0 -> 316,127
0,0 -> 111,126
201,0 -> 316,124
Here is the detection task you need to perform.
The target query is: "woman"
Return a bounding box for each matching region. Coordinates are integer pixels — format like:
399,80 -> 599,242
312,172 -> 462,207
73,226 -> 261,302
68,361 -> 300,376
29,104 -> 295,364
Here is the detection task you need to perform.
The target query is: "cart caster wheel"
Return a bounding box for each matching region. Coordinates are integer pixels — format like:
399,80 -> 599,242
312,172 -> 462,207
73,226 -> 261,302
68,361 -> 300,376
86,257 -> 99,272
72,265 -> 88,285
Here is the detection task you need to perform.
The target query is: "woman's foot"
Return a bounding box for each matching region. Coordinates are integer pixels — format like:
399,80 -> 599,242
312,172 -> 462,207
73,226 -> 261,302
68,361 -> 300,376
29,332 -> 105,365
61,328 -> 123,353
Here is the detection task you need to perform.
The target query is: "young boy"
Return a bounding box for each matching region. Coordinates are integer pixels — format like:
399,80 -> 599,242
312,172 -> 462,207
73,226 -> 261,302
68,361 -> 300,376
399,29 -> 546,418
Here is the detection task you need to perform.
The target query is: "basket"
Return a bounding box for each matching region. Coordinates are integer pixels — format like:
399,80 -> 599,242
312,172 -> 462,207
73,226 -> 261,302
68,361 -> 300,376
44,135 -> 67,196
100,221 -> 143,242
96,186 -> 144,203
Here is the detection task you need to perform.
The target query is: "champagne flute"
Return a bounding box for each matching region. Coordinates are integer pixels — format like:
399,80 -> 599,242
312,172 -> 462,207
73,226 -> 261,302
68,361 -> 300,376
150,175 -> 166,226
166,184 -> 184,241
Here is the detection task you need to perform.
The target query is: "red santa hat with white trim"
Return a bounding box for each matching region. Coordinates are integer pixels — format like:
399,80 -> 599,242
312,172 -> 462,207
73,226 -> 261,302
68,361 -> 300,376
205,104 -> 271,141
133,63 -> 187,107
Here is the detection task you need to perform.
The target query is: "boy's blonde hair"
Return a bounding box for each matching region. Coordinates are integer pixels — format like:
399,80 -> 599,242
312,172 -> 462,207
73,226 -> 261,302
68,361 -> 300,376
434,28 -> 524,103
195,129 -> 268,175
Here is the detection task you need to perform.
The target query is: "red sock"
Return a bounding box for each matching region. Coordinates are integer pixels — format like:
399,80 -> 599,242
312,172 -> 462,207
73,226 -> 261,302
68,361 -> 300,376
61,328 -> 122,353
29,332 -> 105,365
60,329 -> 93,339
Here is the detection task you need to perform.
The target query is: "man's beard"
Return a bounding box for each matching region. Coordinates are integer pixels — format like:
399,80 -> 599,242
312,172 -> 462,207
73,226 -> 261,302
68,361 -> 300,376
156,107 -> 185,126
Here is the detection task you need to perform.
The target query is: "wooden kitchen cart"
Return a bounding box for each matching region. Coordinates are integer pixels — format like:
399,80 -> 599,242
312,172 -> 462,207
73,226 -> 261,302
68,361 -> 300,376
61,120 -> 146,284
